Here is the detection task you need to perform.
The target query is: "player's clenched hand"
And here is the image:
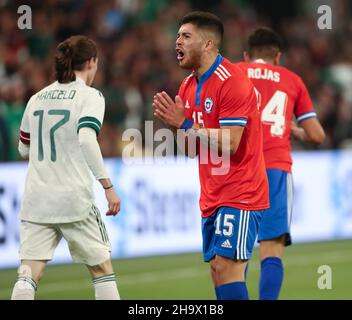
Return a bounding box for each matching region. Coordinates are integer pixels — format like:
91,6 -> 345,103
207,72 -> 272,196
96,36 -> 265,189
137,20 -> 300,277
105,188 -> 121,216
153,91 -> 185,129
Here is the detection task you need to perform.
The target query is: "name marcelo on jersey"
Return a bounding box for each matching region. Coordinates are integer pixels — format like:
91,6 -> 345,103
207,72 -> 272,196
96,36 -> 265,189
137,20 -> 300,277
247,68 -> 280,82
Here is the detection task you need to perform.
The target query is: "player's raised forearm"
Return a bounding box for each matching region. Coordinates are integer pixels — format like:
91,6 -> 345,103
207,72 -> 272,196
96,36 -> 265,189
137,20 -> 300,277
187,124 -> 243,155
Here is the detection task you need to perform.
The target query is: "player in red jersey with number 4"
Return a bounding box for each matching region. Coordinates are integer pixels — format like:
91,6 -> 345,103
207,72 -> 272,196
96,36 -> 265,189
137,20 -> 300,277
235,28 -> 325,300
154,12 -> 269,300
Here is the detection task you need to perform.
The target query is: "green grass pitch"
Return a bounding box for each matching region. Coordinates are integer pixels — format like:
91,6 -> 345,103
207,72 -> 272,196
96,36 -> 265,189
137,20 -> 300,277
0,239 -> 351,300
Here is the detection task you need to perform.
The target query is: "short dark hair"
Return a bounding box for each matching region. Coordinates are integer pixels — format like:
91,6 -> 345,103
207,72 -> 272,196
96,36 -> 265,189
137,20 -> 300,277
55,35 -> 97,83
247,27 -> 283,59
180,11 -> 224,47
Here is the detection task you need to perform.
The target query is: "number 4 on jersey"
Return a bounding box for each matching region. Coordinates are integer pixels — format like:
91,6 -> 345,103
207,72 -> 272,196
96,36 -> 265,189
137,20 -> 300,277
260,90 -> 288,137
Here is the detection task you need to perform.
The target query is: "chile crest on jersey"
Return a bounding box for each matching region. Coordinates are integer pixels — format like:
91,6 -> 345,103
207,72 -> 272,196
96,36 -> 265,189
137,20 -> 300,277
204,97 -> 214,114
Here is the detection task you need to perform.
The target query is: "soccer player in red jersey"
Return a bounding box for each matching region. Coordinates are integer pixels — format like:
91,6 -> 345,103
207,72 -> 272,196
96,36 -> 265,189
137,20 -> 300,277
235,27 -> 325,299
154,12 -> 269,300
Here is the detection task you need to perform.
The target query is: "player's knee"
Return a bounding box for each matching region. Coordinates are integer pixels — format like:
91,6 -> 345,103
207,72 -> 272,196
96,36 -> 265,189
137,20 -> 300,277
88,259 -> 114,278
217,258 -> 232,276
211,256 -> 247,285
211,256 -> 232,277
260,237 -> 285,260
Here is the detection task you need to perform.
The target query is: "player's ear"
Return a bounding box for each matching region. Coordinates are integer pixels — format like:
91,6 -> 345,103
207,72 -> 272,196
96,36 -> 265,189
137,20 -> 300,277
243,51 -> 250,62
205,39 -> 214,51
274,52 -> 281,66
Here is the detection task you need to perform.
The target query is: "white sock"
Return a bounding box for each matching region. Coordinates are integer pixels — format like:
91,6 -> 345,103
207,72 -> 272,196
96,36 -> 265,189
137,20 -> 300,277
92,274 -> 120,300
11,277 -> 37,300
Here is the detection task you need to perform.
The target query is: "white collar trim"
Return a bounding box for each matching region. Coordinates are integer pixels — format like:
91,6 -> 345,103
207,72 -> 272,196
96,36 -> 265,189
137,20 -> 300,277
253,59 -> 267,64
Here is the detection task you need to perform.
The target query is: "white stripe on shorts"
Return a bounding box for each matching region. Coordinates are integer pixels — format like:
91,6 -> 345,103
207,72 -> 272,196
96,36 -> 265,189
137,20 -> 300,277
240,210 -> 245,259
242,210 -> 250,259
238,210 -> 250,260
236,210 -> 243,260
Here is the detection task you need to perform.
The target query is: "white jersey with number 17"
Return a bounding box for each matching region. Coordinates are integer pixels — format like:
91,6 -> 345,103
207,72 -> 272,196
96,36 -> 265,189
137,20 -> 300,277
19,77 -> 105,223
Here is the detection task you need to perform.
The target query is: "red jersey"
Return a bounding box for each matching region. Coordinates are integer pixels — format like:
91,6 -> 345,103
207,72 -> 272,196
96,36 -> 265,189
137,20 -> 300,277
236,61 -> 317,172
178,55 -> 269,218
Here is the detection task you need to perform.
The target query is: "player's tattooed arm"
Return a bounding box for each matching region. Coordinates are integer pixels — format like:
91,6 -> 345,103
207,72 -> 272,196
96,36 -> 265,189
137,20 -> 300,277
187,125 -> 242,155
153,91 -> 243,155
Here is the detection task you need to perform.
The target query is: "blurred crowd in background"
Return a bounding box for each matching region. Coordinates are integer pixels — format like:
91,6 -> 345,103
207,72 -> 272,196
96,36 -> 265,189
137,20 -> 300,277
0,0 -> 351,161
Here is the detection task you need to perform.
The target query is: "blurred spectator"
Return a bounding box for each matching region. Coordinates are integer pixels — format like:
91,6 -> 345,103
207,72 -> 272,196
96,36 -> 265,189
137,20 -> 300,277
0,76 -> 26,160
0,0 -> 351,161
0,114 -> 10,161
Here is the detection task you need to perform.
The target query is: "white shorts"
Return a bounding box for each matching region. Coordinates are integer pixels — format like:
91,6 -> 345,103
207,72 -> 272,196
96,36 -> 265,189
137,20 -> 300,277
19,205 -> 111,266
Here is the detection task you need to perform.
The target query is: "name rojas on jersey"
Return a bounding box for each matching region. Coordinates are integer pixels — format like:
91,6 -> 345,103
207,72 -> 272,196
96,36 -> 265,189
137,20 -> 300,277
247,67 -> 280,82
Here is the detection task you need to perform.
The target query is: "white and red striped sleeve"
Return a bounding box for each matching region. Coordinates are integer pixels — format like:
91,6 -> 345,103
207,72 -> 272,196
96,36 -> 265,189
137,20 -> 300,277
19,130 -> 30,145
18,96 -> 33,158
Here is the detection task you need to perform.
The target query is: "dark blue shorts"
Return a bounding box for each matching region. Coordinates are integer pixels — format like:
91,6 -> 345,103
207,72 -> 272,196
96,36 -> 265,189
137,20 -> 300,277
202,207 -> 263,262
257,169 -> 293,246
